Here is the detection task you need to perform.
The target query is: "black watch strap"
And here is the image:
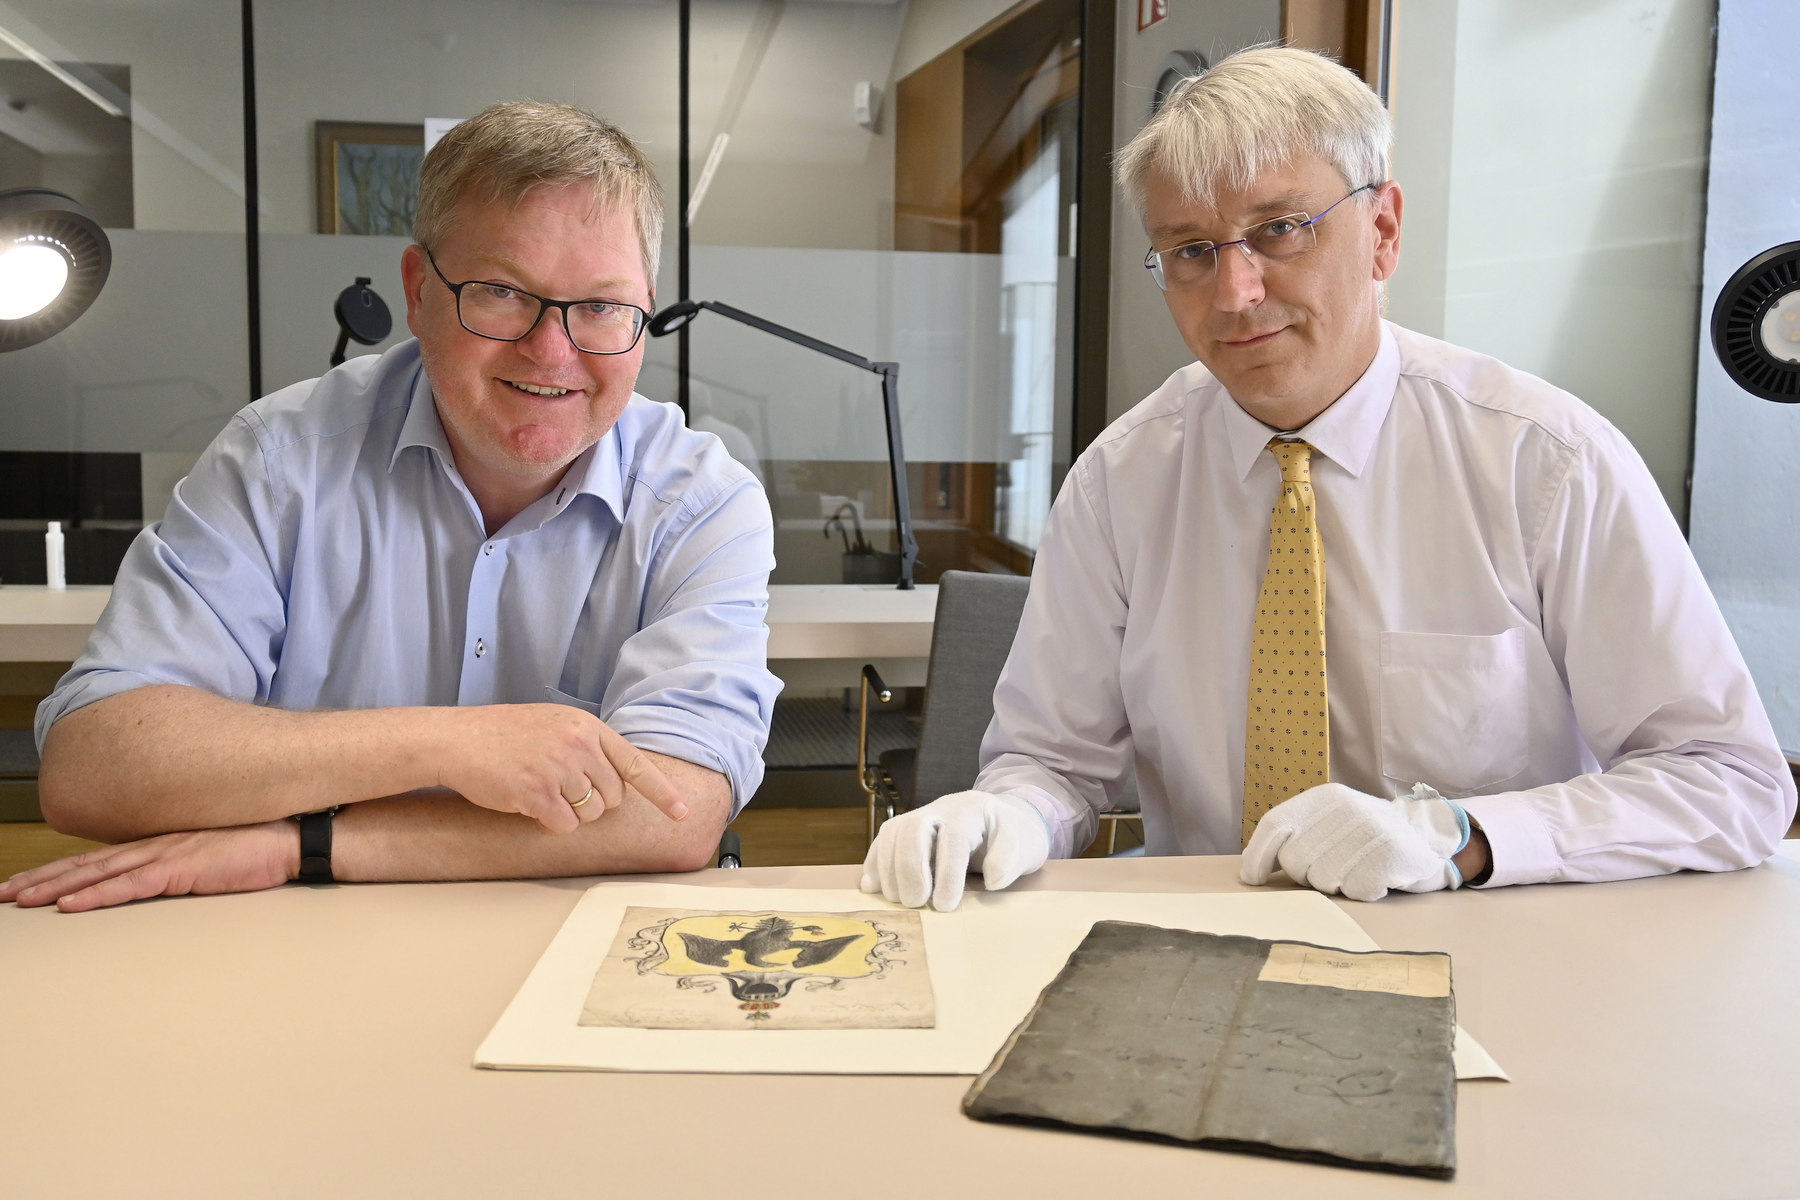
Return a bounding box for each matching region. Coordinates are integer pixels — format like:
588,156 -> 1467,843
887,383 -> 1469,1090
295,807 -> 341,883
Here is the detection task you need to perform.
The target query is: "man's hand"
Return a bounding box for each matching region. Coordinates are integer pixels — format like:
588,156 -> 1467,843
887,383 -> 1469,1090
430,704 -> 689,834
0,822 -> 300,913
1239,782 -> 1472,901
860,790 -> 1050,912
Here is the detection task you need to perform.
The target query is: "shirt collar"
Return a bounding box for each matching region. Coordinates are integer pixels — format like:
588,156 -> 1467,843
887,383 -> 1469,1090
389,369 -> 629,527
1224,323 -> 1401,481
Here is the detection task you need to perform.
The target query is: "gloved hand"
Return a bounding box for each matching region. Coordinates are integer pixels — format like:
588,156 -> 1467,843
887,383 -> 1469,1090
859,790 -> 1050,912
1239,782 -> 1470,902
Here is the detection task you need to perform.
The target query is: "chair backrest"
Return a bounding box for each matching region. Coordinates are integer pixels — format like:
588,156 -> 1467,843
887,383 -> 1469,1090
907,570 -> 1031,808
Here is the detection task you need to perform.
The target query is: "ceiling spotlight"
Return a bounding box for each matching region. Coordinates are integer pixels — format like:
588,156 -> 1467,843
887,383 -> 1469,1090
1710,241 -> 1800,404
0,188 -> 111,352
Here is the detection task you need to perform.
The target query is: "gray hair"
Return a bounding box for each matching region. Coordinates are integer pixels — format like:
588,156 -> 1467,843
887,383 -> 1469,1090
1115,47 -> 1391,222
414,101 -> 665,293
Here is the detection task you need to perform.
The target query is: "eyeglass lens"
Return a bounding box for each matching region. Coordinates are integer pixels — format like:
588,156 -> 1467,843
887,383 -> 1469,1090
457,284 -> 644,353
1149,214 -> 1316,290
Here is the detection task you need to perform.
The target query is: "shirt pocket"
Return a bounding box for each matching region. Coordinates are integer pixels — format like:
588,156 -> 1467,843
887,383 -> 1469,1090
1378,628 -> 1529,796
544,685 -> 603,717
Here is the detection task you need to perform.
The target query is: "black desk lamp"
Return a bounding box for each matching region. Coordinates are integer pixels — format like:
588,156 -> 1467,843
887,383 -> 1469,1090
331,276 -> 392,367
1711,241 -> 1800,403
0,188 -> 111,351
649,298 -> 919,589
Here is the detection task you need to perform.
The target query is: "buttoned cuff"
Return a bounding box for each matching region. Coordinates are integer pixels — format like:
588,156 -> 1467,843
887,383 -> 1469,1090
1457,792 -> 1561,888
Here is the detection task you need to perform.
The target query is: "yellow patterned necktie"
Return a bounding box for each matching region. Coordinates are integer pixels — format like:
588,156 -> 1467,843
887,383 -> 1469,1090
1242,438 -> 1330,847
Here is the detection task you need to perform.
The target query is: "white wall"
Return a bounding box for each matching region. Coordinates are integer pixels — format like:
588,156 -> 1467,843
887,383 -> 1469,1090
1387,0 -> 1715,521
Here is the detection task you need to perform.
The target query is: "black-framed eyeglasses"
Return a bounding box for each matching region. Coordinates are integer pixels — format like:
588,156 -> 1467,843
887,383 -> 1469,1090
424,249 -> 649,355
1143,182 -> 1381,292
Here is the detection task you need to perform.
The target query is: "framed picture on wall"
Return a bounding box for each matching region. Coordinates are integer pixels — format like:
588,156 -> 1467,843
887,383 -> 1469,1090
314,121 -> 425,236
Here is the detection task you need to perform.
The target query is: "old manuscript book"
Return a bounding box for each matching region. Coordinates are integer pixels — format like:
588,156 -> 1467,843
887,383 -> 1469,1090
962,922 -> 1457,1178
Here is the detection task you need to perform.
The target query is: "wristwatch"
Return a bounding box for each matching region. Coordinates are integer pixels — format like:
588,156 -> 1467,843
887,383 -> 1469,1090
294,807 -> 342,883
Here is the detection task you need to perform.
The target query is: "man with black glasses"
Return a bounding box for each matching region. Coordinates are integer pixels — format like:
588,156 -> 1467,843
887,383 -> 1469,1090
8,103 -> 779,912
862,47 -> 1794,911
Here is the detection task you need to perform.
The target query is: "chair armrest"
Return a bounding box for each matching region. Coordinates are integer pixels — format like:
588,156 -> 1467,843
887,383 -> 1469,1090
855,663 -> 892,792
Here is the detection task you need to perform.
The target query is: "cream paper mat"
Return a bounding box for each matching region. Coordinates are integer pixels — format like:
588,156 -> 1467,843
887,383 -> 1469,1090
476,882 -> 1508,1080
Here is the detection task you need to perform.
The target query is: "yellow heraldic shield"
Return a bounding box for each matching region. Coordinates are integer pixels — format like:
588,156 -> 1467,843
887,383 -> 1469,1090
580,907 -> 936,1029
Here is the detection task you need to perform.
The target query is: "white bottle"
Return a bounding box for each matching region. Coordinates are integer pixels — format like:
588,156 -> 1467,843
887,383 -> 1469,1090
45,521 -> 65,590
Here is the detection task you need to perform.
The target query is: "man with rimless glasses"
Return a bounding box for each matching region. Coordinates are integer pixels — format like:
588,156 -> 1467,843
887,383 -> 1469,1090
7,103 -> 779,912
863,47 -> 1793,911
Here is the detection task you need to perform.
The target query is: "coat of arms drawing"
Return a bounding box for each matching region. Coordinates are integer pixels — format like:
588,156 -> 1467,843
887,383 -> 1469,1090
580,907 -> 935,1030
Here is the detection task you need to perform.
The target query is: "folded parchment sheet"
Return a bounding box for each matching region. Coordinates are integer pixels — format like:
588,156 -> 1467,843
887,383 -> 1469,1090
963,924 -> 1459,1178
475,883 -> 1508,1079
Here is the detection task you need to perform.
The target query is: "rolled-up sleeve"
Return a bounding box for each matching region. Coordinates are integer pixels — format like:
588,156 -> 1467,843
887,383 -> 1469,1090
36,413 -> 291,752
599,471 -> 780,815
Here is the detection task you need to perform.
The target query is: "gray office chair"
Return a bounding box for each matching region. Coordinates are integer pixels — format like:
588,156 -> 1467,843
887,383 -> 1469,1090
857,570 -> 1141,852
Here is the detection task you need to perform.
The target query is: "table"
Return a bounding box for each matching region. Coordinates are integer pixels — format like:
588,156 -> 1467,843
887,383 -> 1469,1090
5,849 -> 1797,1198
0,583 -> 939,684
0,586 -> 110,663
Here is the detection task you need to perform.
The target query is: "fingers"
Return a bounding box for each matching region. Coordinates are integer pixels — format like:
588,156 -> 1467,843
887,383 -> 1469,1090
862,812 -> 940,909
53,865 -> 174,913
6,844 -> 146,908
596,723 -> 688,821
6,843 -> 170,911
565,778 -> 603,825
857,839 -> 883,895
929,817 -> 977,912
1239,816 -> 1292,885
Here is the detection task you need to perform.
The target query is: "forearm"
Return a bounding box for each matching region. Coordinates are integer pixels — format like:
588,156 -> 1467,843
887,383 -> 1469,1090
38,685 -> 466,842
1460,747 -> 1795,888
331,752 -> 732,880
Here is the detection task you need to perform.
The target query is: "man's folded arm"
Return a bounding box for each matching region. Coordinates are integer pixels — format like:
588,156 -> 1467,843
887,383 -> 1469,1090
331,751 -> 732,881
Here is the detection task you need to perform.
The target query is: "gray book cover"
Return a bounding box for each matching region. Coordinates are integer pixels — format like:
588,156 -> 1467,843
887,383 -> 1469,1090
963,921 -> 1457,1178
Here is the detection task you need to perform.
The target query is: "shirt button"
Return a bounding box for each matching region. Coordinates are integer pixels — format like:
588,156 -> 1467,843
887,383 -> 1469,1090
483,543 -> 494,556
474,638 -> 487,658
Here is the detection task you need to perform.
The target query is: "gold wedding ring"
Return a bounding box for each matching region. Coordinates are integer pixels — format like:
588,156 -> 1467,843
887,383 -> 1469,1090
570,784 -> 594,810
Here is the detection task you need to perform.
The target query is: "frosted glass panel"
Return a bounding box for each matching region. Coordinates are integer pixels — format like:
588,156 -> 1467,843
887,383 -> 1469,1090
684,245 -> 1071,465
0,230 -> 249,453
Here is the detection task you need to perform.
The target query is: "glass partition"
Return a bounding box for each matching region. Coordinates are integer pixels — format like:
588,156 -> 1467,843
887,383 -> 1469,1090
0,0 -> 247,584
682,0 -> 1083,584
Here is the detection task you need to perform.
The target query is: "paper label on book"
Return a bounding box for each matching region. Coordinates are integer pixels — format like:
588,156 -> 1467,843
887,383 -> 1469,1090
1258,943 -> 1451,998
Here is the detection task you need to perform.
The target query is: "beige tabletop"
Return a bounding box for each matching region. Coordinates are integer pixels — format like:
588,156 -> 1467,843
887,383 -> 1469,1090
5,849 -> 1798,1198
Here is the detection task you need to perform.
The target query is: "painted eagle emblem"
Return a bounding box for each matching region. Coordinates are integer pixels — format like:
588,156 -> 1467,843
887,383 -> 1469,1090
677,916 -> 862,970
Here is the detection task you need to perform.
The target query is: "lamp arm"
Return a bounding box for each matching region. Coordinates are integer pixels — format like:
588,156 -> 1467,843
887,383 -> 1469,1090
878,362 -> 919,590
700,300 -> 879,374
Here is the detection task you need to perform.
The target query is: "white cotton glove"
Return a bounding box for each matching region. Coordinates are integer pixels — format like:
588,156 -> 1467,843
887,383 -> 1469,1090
1239,782 -> 1471,902
859,790 -> 1051,912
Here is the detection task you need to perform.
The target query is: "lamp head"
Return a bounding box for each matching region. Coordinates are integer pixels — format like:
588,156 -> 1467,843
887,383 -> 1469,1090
335,276 -> 392,345
647,298 -> 701,337
1711,241 -> 1800,404
0,188 -> 111,352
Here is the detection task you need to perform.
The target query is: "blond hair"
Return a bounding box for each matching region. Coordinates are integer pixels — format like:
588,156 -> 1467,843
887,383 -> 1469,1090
1116,47 -> 1390,222
414,101 -> 664,292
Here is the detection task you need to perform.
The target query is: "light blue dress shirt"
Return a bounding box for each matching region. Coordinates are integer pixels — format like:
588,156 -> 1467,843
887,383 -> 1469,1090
38,340 -> 781,810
